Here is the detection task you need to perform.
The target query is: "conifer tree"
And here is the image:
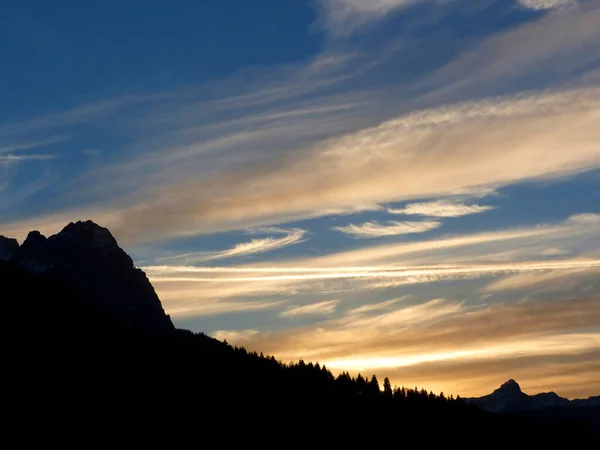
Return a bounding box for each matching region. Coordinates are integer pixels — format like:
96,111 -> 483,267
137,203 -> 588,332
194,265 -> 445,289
383,377 -> 393,398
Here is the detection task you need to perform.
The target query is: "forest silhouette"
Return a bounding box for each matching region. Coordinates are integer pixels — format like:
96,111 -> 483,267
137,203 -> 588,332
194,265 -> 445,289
1,257 -> 597,445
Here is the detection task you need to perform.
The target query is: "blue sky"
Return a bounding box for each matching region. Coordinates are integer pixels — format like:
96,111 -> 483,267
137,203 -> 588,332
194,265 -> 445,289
2,0 -> 600,398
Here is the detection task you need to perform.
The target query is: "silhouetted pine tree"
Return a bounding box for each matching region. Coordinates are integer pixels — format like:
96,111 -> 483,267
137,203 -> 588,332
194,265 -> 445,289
383,377 -> 393,398
368,374 -> 380,396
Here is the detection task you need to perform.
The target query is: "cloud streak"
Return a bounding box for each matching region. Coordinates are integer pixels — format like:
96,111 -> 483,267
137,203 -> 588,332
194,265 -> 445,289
389,201 -> 494,218
347,297 -> 407,315
0,154 -> 56,162
97,86 -> 600,244
482,266 -> 600,293
204,228 -> 306,260
280,300 -> 339,318
317,0 -> 424,36
0,135 -> 68,154
165,300 -> 282,318
324,333 -> 600,371
140,212 -> 600,324
518,0 -> 577,11
145,259 -> 600,284
159,228 -> 307,264
3,4 -> 600,244
332,220 -> 441,238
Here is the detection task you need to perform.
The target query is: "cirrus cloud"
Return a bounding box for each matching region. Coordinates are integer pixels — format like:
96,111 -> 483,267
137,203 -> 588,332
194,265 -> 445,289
316,0 -> 423,36
518,0 -> 577,11
158,228 -> 307,264
331,220 -> 441,238
388,200 -> 494,218
100,86 -> 600,244
280,300 -> 339,318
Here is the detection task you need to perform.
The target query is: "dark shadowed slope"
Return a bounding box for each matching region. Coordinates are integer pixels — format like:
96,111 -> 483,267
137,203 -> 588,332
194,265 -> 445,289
0,221 -> 597,445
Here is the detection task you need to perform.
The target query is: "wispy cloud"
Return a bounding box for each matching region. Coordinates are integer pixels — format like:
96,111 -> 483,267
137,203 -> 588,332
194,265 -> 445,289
332,220 -> 441,238
316,0 -> 423,37
389,201 -> 494,218
213,329 -> 260,343
222,297 -> 468,361
165,300 -> 282,318
0,94 -> 156,138
207,228 -> 306,260
146,259 -> 600,284
567,213 -> 600,225
518,0 -> 577,11
280,300 -> 339,318
142,213 -> 597,280
96,86 -> 600,244
424,4 -> 600,99
3,4 -> 600,244
324,333 -> 600,371
347,297 -> 407,315
140,212 -> 600,320
318,0 -> 579,38
0,154 -> 56,162
0,135 -> 68,154
482,266 -> 600,293
305,223 -> 561,268
537,247 -> 568,256
158,228 -> 306,264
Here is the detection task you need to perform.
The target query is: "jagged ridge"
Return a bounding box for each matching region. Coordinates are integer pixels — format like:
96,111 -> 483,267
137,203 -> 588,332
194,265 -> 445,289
467,379 -> 600,413
2,220 -> 174,332
0,235 -> 19,262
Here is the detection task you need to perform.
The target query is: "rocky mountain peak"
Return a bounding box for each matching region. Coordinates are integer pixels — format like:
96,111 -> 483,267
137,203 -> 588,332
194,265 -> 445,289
7,220 -> 174,332
467,379 -> 596,413
497,379 -> 522,394
0,235 -> 19,262
59,220 -> 119,249
15,230 -> 54,273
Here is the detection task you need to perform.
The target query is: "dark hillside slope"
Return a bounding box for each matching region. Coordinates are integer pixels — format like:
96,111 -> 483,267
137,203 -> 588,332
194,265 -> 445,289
0,236 -> 597,445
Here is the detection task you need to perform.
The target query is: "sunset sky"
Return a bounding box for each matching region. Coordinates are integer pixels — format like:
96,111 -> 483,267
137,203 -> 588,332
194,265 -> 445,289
2,0 -> 600,398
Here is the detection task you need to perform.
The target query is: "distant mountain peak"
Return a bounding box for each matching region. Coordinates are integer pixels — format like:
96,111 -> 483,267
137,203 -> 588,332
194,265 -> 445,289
467,379 -> 595,413
497,379 -> 522,393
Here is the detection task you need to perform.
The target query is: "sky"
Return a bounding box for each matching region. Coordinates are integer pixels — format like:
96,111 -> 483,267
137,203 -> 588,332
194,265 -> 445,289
2,0 -> 600,399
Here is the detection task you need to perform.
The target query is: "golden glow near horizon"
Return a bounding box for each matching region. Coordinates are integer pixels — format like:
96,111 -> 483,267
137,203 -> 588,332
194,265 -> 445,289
141,212 -> 600,398
322,334 -> 600,371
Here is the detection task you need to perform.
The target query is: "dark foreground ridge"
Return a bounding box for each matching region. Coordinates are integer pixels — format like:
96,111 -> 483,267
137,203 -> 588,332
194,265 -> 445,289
1,221 -> 598,445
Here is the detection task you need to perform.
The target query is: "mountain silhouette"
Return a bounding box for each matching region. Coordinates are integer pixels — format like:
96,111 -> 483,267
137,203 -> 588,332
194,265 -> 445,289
0,220 -> 598,444
4,220 -> 173,331
0,235 -> 18,262
467,379 -> 599,413
466,379 -> 600,433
